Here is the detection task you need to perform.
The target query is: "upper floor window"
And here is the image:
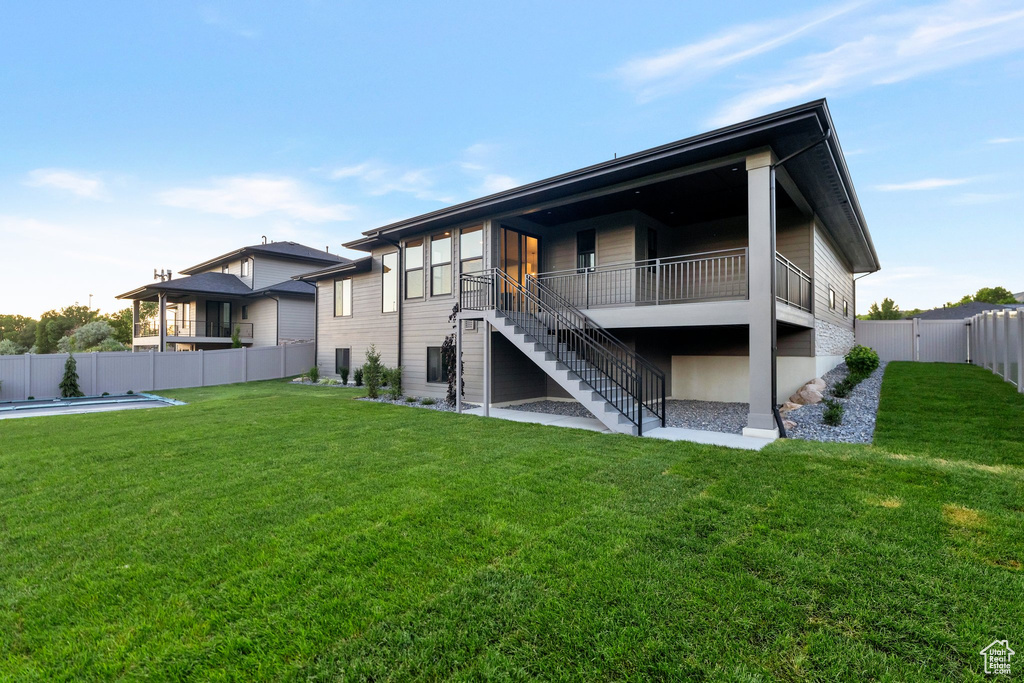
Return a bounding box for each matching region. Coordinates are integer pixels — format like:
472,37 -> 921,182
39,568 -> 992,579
335,279 -> 352,317
241,305 -> 249,320
828,287 -> 836,310
405,239 -> 424,299
843,300 -> 849,317
577,229 -> 596,271
222,264 -> 229,274
460,226 -> 483,274
382,252 -> 398,313
241,258 -> 250,277
430,231 -> 452,296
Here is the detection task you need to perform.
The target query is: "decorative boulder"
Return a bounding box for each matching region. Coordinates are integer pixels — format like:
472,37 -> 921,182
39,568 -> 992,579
789,385 -> 824,405
808,377 -> 826,391
782,419 -> 797,431
780,401 -> 802,413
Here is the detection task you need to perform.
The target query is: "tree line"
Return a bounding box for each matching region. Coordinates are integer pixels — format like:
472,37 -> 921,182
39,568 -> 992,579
0,303 -> 157,355
862,286 -> 1018,320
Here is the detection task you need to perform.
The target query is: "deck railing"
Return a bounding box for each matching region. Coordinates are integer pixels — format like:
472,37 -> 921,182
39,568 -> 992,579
536,248 -> 748,309
775,254 -> 812,311
134,319 -> 254,339
460,268 -> 665,435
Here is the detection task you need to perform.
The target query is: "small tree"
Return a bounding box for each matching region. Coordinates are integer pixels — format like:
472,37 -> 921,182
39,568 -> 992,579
353,367 -> 363,386
363,344 -> 383,398
340,366 -> 350,384
866,298 -> 903,320
231,326 -> 242,348
385,366 -> 403,400
441,305 -> 465,404
59,345 -> 84,398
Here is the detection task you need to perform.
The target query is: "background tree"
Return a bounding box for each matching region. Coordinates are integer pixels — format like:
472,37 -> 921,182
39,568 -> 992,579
33,305 -> 101,353
0,314 -> 38,349
106,308 -> 134,345
866,298 -> 903,320
972,286 -> 1017,304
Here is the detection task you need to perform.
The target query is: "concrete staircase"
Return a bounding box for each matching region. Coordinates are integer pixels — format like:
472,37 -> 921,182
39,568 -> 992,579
483,309 -> 661,436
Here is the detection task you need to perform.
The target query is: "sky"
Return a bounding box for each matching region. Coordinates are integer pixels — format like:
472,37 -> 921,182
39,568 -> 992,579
1,0 -> 1022,318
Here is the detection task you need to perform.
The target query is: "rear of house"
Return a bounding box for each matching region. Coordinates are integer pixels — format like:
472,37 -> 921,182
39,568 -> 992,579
306,100 -> 878,437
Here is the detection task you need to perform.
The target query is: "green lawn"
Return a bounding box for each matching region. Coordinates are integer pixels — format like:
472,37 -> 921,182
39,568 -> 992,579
1,363 -> 1021,681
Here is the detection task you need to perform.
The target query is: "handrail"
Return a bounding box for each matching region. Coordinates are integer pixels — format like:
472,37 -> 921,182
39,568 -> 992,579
774,252 -> 811,282
538,247 -> 748,278
774,253 -> 812,312
133,319 -> 254,338
461,268 -> 665,434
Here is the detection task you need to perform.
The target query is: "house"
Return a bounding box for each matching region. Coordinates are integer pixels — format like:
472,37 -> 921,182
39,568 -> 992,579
301,100 -> 879,438
118,241 -> 348,351
914,301 -> 1023,320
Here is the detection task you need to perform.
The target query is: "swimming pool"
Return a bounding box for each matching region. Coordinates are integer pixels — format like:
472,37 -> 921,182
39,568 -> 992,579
0,393 -> 185,420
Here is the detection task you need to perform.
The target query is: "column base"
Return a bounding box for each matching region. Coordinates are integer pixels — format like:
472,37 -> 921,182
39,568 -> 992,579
742,426 -> 780,440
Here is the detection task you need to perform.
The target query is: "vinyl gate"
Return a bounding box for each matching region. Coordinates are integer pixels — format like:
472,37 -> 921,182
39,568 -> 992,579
855,319 -> 968,363
0,343 -> 314,401
970,310 -> 1023,391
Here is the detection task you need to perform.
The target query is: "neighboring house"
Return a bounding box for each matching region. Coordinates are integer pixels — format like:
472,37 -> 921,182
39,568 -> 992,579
118,241 -> 348,351
914,301 -> 1023,320
301,100 -> 879,438
1015,291 -> 1023,303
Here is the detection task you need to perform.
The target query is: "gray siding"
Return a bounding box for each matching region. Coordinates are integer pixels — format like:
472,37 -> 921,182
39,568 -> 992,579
254,255 -> 324,289
245,297 -> 278,346
201,259 -> 251,289
278,296 -> 314,343
776,205 -> 812,273
540,211 -> 644,273
315,246 -> 399,377
812,221 -> 854,332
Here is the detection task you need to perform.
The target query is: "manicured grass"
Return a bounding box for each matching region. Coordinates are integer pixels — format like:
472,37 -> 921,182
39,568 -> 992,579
1,372 -> 1022,680
875,362 -> 1024,466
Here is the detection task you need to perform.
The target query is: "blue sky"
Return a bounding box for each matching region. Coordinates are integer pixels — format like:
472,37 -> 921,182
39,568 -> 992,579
1,0 -> 1022,317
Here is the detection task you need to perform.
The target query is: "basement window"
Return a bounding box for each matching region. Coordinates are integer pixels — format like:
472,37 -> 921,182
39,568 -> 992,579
427,346 -> 448,383
829,287 -> 836,310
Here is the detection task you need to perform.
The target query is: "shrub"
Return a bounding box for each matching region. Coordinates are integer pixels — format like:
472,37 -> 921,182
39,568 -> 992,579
231,326 -> 242,348
845,345 -> 879,377
353,367 -> 363,386
340,366 -> 350,385
831,379 -> 853,399
421,397 -> 435,405
101,392 -> 109,396
317,378 -> 339,385
363,345 -> 384,399
89,338 -> 127,353
27,396 -> 34,400
59,348 -> 84,398
126,390 -> 134,395
385,366 -> 403,401
308,365 -> 320,383
405,396 -> 417,403
0,338 -> 25,355
823,399 -> 844,426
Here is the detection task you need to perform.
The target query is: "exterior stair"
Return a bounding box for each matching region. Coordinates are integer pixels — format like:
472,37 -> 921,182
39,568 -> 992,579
461,268 -> 665,436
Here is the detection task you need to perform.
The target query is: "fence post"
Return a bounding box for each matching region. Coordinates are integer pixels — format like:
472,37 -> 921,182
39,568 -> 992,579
199,349 -> 206,386
1003,312 -> 1011,383
280,344 -> 286,378
91,353 -> 98,395
1018,314 -> 1024,393
912,317 -> 920,361
24,353 -> 31,400
150,350 -> 156,390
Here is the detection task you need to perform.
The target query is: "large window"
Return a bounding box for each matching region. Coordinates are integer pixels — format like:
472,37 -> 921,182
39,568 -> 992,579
405,239 -> 423,299
430,231 -> 452,296
427,346 -> 448,383
577,229 -> 596,271
335,279 -> 352,317
460,226 -> 483,273
382,252 -> 398,312
335,348 -> 351,374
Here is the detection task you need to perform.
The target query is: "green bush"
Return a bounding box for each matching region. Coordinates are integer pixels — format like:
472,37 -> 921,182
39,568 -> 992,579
405,396 -> 417,403
363,345 -> 383,398
59,348 -> 84,398
385,366 -> 403,401
831,380 -> 852,399
353,367 -> 363,387
421,397 -> 435,406
0,338 -> 25,355
845,345 -> 880,377
231,326 -> 242,349
823,399 -> 844,426
308,365 -> 320,383
340,366 -> 349,385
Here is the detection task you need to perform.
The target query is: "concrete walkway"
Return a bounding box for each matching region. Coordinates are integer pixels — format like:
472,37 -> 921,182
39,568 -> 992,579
462,406 -> 776,451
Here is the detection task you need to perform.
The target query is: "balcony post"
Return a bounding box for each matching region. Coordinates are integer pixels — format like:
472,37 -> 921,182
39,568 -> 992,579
157,292 -> 167,353
744,150 -> 779,438
132,300 -> 140,348
455,319 -> 463,414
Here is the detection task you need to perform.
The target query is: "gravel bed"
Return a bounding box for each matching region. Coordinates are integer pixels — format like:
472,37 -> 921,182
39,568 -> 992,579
505,398 -> 749,434
358,396 -> 478,412
786,361 -> 888,444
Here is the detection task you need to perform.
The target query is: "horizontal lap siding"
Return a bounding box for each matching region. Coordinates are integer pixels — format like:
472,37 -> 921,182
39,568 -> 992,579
776,205 -> 812,273
245,297 -> 278,346
813,222 -> 854,332
316,248 -> 399,377
254,256 -> 323,290
541,211 -> 639,273
277,296 -> 314,343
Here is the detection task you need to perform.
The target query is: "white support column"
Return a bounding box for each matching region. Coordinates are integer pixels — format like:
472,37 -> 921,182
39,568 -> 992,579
744,150 -> 779,438
158,292 -> 167,353
483,322 -> 491,417
455,320 -> 463,413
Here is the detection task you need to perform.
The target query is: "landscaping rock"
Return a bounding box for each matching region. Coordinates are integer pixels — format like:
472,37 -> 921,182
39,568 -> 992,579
808,378 -> 826,391
780,401 -> 802,413
790,386 -> 823,405
782,419 -> 797,431
786,361 -> 887,444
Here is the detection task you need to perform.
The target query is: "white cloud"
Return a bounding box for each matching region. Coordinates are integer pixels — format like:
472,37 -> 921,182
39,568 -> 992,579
25,168 -> 107,199
479,174 -> 519,195
987,136 -> 1024,144
950,191 -> 1017,205
159,176 -> 353,222
613,1 -> 1024,125
329,162 -> 454,202
875,177 -> 972,191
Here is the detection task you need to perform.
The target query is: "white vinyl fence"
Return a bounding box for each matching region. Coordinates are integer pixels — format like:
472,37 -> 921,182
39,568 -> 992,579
855,319 -> 968,363
970,310 -> 1023,391
0,343 -> 314,401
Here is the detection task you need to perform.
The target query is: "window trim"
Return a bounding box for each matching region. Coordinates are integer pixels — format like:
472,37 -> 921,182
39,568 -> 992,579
335,347 -> 351,375
426,346 -> 448,384
577,228 -> 596,272
241,305 -> 249,320
843,300 -> 849,317
334,278 -> 352,317
405,238 -> 424,300
381,251 -> 399,313
430,231 -> 453,297
828,286 -> 836,310
241,258 -> 250,278
460,225 -> 484,275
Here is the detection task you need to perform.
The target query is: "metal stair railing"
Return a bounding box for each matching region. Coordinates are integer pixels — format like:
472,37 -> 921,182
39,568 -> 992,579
461,268 -> 665,434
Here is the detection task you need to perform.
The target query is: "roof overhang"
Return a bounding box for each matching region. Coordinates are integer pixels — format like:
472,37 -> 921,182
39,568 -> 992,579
294,256 -> 373,282
343,99 -> 879,272
179,246 -> 344,275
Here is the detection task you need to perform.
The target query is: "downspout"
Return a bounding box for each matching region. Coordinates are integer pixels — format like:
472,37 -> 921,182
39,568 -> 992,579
769,128 -> 834,438
382,237 -> 403,367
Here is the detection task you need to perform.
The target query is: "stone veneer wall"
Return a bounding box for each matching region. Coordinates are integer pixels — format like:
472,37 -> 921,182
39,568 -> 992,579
815,318 -> 855,356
